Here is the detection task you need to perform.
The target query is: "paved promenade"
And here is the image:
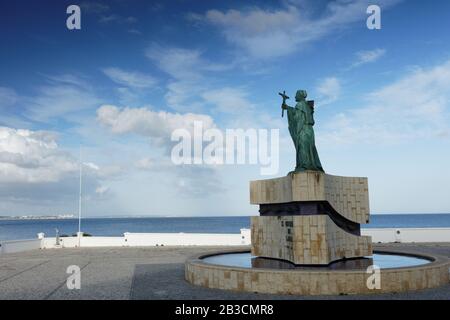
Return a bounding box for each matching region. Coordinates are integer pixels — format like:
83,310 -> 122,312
0,243 -> 449,300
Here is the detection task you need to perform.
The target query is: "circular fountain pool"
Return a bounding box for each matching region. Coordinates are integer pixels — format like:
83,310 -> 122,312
185,246 -> 449,295
202,252 -> 431,270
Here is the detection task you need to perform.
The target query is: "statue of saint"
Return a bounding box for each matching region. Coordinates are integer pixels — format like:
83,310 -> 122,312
280,89 -> 324,173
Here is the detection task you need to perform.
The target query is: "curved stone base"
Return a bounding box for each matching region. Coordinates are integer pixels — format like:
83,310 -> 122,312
185,247 -> 449,295
251,215 -> 372,265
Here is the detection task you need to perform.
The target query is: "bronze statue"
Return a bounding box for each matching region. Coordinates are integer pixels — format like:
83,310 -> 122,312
280,89 -> 324,173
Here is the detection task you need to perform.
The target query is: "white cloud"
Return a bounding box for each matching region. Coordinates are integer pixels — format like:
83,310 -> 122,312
164,81 -> 204,112
102,67 -> 158,89
202,6 -> 299,59
134,155 -> 225,197
201,87 -> 252,114
135,157 -> 154,170
0,126 -> 123,207
96,164 -> 124,178
95,185 -> 110,195
351,48 -> 386,68
319,60 -> 450,145
146,45 -> 231,79
96,104 -> 228,197
316,77 -> 341,105
146,46 -> 206,111
197,0 -> 401,59
96,104 -> 216,143
99,14 -> 137,24
25,75 -> 102,122
128,29 -> 142,35
80,2 -> 110,14
200,86 -> 285,130
43,74 -> 91,88
173,165 -> 225,197
146,44 -> 232,112
0,127 -> 77,183
146,45 -> 204,81
0,75 -> 102,126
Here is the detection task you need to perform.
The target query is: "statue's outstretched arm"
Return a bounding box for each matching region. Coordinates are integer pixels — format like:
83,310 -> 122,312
282,102 -> 293,110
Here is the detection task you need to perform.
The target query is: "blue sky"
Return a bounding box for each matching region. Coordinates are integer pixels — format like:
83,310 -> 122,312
1,0 -> 450,217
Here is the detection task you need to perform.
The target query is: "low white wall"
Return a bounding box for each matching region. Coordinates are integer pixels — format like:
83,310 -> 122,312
362,227 -> 450,243
124,230 -> 250,247
80,236 -> 125,247
41,236 -> 126,248
2,228 -> 450,254
40,229 -> 251,249
0,239 -> 42,254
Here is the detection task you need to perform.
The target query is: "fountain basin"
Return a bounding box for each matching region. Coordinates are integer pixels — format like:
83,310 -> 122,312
185,245 -> 449,295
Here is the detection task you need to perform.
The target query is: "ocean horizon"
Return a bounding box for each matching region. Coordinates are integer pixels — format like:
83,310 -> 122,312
1,214 -> 450,241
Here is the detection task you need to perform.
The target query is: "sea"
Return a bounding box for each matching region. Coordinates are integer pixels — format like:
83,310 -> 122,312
1,214 -> 450,241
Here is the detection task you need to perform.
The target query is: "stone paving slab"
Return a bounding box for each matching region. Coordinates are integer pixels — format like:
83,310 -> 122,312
0,244 -> 449,300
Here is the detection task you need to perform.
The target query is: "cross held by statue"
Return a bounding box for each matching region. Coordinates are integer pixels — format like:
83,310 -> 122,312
278,90 -> 289,117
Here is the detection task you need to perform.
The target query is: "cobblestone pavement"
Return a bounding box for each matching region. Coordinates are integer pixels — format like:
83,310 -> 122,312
0,243 -> 449,300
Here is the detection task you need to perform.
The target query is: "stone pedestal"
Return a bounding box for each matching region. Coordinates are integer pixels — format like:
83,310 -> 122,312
250,171 -> 372,265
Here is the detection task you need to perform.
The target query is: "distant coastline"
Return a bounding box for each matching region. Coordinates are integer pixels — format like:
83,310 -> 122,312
2,214 -> 450,242
0,214 -> 75,220
1,213 -> 450,220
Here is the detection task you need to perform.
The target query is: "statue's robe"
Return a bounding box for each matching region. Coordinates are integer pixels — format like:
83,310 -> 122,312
287,101 -> 324,172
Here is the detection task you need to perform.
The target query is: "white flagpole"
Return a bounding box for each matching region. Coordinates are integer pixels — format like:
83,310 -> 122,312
78,145 -> 82,246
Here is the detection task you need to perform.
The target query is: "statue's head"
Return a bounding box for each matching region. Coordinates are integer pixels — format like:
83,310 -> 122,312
295,90 -> 307,101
